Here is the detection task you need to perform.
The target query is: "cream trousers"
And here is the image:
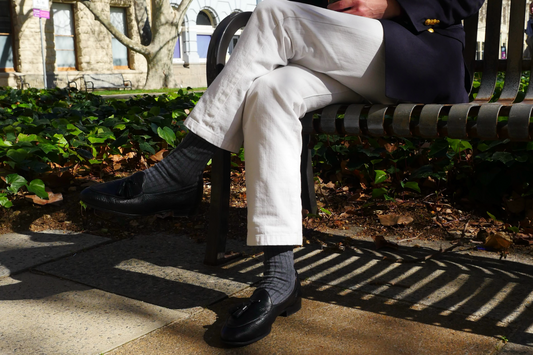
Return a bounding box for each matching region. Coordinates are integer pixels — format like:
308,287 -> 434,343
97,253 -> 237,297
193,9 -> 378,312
185,0 -> 395,246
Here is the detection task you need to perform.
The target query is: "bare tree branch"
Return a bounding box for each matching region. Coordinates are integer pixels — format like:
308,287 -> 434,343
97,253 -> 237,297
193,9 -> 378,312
80,0 -> 150,56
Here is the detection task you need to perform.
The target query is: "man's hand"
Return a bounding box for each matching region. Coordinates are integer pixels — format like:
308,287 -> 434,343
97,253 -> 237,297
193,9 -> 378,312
327,0 -> 402,19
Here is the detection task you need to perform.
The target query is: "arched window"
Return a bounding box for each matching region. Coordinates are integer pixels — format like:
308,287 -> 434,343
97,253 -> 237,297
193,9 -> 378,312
196,11 -> 212,26
196,11 -> 215,59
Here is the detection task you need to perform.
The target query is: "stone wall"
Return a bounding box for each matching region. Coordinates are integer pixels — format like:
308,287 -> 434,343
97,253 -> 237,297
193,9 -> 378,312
3,0 -> 148,88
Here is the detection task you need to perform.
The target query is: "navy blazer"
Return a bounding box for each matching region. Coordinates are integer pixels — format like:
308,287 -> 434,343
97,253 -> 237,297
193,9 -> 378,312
381,0 -> 485,103
291,0 -> 485,104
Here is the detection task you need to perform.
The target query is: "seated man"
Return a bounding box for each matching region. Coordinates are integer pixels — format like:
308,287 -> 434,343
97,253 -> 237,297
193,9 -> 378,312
81,0 -> 484,347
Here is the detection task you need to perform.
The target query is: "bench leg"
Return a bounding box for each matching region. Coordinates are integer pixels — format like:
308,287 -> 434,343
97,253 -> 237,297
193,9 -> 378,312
301,133 -> 317,215
204,149 -> 240,265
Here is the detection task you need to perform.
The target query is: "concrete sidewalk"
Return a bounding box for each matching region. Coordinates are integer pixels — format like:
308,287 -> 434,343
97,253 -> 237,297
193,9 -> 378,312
1,229 -> 532,354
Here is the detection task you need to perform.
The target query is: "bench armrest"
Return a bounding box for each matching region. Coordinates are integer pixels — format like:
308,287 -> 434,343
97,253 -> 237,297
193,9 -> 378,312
206,12 -> 252,86
85,80 -> 94,92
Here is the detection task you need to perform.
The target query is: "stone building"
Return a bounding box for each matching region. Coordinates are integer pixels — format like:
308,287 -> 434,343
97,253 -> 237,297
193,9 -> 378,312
0,0 -> 529,90
0,0 -> 257,89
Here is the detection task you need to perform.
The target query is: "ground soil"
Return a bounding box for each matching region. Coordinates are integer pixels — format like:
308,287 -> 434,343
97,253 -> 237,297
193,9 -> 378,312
1,169 -> 532,260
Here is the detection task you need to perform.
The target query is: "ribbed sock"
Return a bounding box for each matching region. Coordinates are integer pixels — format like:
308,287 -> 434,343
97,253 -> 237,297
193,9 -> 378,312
143,133 -> 217,193
260,246 -> 296,305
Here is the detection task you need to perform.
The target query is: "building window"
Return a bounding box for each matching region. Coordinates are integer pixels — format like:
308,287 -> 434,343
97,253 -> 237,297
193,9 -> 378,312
0,0 -> 14,71
196,11 -> 214,59
110,7 -> 129,69
52,3 -> 76,70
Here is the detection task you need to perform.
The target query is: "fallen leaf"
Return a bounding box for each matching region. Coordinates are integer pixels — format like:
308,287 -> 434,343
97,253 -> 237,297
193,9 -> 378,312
484,232 -> 512,250
378,214 -> 414,226
150,149 -> 168,162
25,189 -> 63,206
372,235 -> 398,249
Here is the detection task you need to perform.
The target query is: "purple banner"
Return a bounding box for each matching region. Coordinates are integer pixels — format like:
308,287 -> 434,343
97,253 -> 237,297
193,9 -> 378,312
33,9 -> 50,19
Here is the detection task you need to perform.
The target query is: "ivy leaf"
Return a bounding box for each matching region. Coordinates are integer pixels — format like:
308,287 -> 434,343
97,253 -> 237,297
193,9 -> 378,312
402,181 -> 421,193
372,187 -> 388,199
6,174 -> 27,193
27,179 -> 49,199
374,170 -> 388,184
157,126 -> 176,147
492,152 -> 514,166
0,196 -> 13,208
6,148 -> 30,162
139,141 -> 156,154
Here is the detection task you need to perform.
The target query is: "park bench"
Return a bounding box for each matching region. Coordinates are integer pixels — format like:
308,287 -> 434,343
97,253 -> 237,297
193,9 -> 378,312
15,74 -> 30,90
203,0 -> 533,265
68,73 -> 132,92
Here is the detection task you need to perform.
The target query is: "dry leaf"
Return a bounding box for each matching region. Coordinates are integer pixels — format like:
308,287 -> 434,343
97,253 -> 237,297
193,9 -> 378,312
25,189 -> 63,206
378,214 -> 414,226
150,149 -> 168,162
372,235 -> 399,250
484,232 -> 512,250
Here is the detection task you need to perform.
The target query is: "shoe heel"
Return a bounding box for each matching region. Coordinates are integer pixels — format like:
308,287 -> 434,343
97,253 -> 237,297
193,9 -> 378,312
280,297 -> 301,317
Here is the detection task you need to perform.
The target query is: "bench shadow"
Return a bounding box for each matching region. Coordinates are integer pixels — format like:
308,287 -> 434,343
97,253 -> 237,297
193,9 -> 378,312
284,232 -> 533,347
2,228 -> 532,349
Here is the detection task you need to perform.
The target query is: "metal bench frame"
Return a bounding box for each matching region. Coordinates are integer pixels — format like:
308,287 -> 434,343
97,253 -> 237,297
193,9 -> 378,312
203,0 -> 533,265
68,73 -> 133,92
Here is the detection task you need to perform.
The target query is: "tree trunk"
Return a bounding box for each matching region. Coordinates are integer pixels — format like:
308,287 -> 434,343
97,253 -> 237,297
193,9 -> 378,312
143,35 -> 179,89
81,0 -> 192,89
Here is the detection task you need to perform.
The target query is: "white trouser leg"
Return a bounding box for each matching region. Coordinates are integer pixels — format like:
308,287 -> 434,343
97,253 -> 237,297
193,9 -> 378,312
185,0 -> 392,152
243,64 -> 364,245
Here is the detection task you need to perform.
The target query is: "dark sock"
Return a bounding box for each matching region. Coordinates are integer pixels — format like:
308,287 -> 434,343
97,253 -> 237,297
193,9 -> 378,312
260,246 -> 296,305
143,133 -> 217,193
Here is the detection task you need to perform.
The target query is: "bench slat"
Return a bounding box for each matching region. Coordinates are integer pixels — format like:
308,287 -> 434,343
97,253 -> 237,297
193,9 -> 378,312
391,103 -> 418,137
320,105 -> 342,134
367,105 -> 388,136
343,104 -> 364,135
463,12 -> 480,95
498,0 -> 527,103
475,0 -> 503,103
418,104 -> 443,138
448,103 -> 479,139
508,104 -> 532,140
476,103 -> 501,139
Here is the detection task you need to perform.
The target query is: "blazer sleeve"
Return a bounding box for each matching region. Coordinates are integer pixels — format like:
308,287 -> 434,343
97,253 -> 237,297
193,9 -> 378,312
396,0 -> 485,31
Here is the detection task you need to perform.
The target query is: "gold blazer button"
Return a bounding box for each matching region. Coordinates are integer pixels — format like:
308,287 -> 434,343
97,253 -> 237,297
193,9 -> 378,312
428,28 -> 435,33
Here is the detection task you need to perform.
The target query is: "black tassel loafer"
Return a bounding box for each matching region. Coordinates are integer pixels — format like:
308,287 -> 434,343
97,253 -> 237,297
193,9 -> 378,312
221,277 -> 302,347
80,171 -> 203,216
